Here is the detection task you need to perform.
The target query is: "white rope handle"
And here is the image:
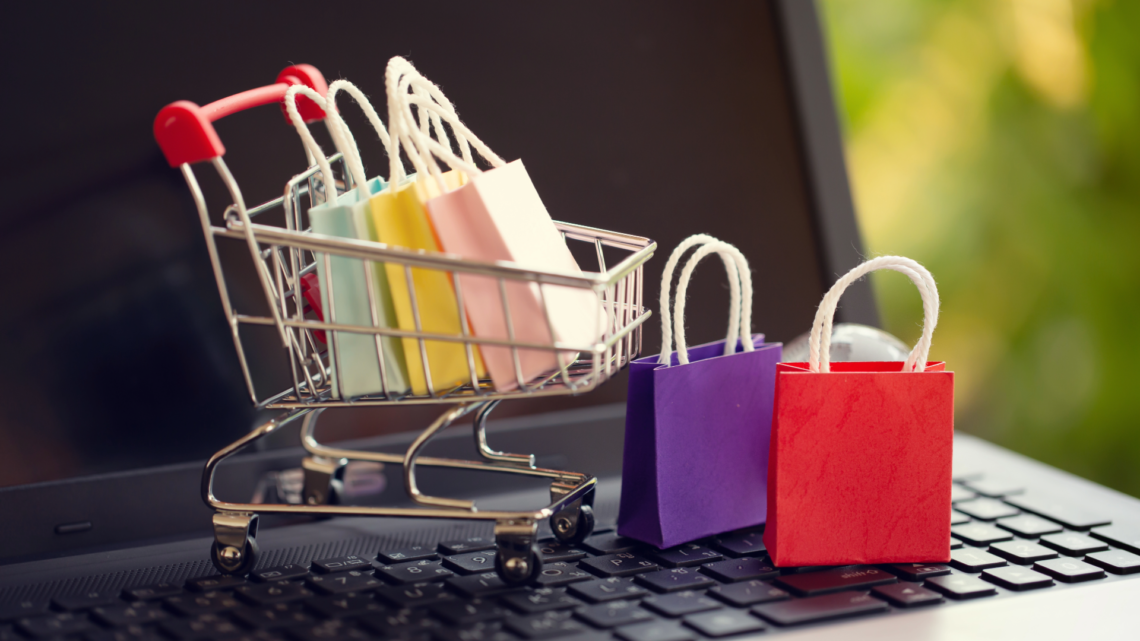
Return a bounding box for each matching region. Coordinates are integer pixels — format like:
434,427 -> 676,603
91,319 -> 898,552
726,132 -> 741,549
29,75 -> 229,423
385,57 -> 504,194
384,58 -> 477,187
809,256 -> 940,373
658,235 -> 751,364
284,86 -> 339,207
323,80 -> 394,194
665,240 -> 755,366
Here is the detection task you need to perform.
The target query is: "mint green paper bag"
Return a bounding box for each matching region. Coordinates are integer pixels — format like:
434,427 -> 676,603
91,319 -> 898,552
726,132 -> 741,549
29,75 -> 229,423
287,85 -> 409,399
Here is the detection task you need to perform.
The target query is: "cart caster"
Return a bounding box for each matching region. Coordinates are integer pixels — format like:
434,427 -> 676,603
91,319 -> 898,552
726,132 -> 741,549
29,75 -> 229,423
302,456 -> 345,506
495,520 -> 543,585
210,512 -> 260,576
550,502 -> 595,546
496,543 -> 543,585
211,537 -> 259,576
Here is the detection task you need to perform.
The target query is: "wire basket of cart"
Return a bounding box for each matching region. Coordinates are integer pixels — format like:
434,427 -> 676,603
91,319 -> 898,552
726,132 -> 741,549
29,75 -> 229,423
155,65 -> 656,584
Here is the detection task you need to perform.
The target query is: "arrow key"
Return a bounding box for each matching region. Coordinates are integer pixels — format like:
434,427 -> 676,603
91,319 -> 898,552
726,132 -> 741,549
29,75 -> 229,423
870,582 -> 944,607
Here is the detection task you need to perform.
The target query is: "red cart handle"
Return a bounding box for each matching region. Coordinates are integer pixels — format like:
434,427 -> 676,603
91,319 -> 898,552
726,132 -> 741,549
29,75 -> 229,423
154,64 -> 329,167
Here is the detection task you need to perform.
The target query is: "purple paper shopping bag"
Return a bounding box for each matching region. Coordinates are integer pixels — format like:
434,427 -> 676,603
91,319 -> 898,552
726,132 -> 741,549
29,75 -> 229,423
618,235 -> 782,549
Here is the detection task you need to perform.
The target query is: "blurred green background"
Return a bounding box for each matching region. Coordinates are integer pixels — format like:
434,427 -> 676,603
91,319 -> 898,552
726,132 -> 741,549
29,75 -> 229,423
819,0 -> 1140,497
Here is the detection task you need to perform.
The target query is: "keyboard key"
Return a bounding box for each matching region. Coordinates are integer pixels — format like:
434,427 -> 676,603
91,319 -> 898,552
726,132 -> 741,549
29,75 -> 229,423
505,610 -> 588,639
753,591 -> 888,626
0,601 -> 47,622
1085,550 -> 1140,575
166,592 -> 242,616
1033,558 -> 1108,583
963,478 -> 1025,498
870,582 -> 944,607
311,555 -> 371,574
433,621 -> 514,641
91,603 -> 168,626
951,523 -> 1013,546
359,609 -> 441,638
376,559 -> 454,584
159,613 -> 242,640
884,563 -> 951,582
576,600 -> 655,628
232,603 -> 315,629
236,581 -> 312,606
649,544 -> 723,568
186,574 -> 247,591
448,572 -> 519,597
710,529 -> 766,557
951,540 -> 964,550
439,537 -> 496,555
375,580 -> 455,607
52,591 -> 118,610
85,625 -> 169,641
950,510 -> 971,526
502,588 -> 582,614
955,498 -> 1020,521
121,583 -> 183,601
1004,495 -> 1111,530
699,556 -> 777,583
988,540 -> 1059,564
581,532 -> 640,555
306,570 -> 383,595
443,550 -> 498,575
775,565 -> 896,596
950,485 -> 977,503
707,580 -> 790,607
995,514 -> 1064,538
981,566 -> 1053,591
17,612 -> 94,638
533,561 -> 594,587
642,591 -> 722,617
252,564 -> 310,583
537,540 -> 587,563
580,553 -> 659,578
949,548 -> 1007,572
305,593 -> 385,618
289,619 -> 373,641
925,575 -> 998,599
1089,525 -> 1140,555
1039,532 -> 1109,556
636,568 -> 716,593
429,598 -> 509,625
617,620 -> 696,641
569,577 -> 650,603
683,610 -> 765,637
377,545 -> 439,564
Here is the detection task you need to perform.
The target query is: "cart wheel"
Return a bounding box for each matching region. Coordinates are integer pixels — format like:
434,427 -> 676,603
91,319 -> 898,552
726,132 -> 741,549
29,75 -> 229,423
495,544 -> 543,585
210,536 -> 259,576
551,503 -> 595,546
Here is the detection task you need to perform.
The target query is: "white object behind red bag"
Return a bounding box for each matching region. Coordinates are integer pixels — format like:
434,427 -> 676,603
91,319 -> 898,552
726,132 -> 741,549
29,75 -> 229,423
389,59 -> 604,391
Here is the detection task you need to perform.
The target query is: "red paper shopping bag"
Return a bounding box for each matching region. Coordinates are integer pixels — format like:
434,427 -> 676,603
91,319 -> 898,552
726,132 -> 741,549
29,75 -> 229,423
764,256 -> 954,567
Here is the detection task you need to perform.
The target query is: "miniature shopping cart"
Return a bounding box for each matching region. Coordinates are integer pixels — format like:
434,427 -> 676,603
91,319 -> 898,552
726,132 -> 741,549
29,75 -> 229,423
154,65 -> 655,584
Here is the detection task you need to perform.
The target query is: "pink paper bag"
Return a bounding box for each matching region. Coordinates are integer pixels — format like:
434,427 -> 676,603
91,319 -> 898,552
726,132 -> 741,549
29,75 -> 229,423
387,59 -> 603,391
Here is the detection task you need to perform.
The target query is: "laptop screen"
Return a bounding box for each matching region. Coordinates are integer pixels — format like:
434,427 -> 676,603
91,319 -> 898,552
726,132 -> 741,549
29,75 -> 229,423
0,1 -> 842,489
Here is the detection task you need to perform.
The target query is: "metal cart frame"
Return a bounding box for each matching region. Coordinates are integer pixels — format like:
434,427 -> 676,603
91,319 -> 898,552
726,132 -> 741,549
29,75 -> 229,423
156,67 -> 655,584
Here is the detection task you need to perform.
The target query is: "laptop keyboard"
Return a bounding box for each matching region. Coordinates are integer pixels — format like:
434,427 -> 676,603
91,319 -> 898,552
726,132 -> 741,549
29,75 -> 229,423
4,475 -> 1140,640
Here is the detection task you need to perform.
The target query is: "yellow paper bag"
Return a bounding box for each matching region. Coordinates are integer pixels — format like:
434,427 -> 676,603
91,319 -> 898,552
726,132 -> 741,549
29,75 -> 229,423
369,170 -> 485,395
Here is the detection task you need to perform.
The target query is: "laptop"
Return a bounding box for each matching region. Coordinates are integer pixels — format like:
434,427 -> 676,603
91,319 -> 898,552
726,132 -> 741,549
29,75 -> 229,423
2,1 -> 1139,639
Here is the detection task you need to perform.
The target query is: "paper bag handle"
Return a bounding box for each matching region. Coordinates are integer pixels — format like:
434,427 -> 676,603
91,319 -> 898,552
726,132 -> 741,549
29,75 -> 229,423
385,57 -> 505,193
322,79 -> 395,196
284,86 -> 342,207
385,58 -> 477,187
809,255 -> 940,373
658,236 -> 754,366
